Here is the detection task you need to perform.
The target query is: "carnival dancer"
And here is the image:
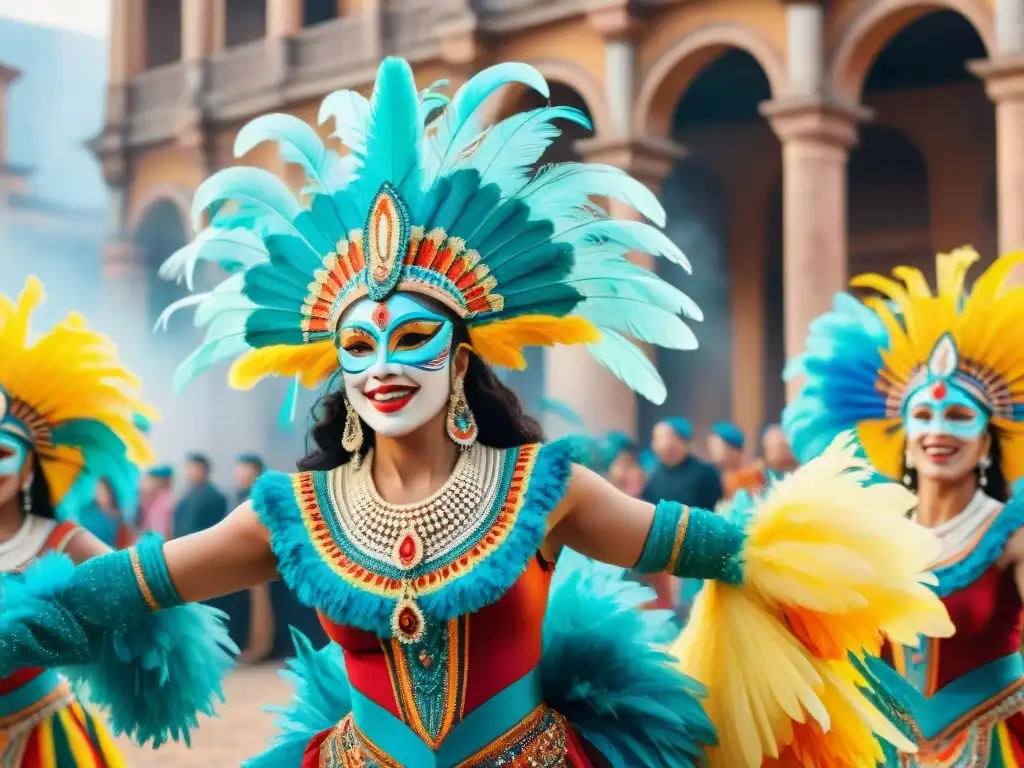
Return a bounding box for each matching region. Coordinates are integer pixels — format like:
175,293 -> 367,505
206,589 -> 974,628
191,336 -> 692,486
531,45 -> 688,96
0,277 -> 235,765
1,59 -> 952,768
784,247 -> 1024,766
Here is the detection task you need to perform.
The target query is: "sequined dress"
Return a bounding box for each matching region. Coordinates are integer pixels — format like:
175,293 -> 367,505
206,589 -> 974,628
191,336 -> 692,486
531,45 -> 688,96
885,491 -> 1024,766
0,517 -> 123,767
253,442 -> 597,767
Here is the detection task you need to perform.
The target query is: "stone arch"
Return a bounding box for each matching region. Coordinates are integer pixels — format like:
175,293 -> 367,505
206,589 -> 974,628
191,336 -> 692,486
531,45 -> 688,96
130,197 -> 190,324
634,22 -> 786,138
126,183 -> 193,238
638,157 -> 732,442
848,123 -> 932,273
829,0 -> 995,101
528,58 -> 611,135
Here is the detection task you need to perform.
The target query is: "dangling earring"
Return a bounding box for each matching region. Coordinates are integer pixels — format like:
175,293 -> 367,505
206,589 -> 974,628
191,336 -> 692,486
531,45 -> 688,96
20,481 -> 31,514
342,396 -> 364,469
446,375 -> 478,448
979,453 -> 992,488
903,450 -> 914,487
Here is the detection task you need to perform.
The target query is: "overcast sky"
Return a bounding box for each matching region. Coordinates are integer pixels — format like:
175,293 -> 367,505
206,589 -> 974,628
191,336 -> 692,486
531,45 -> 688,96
0,0 -> 109,38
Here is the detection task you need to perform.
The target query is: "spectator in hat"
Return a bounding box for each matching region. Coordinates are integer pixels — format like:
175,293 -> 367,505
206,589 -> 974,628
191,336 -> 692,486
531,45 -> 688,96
762,423 -> 799,478
642,417 -> 723,512
708,421 -> 765,501
139,465 -> 174,537
603,432 -> 647,498
172,452 -> 228,539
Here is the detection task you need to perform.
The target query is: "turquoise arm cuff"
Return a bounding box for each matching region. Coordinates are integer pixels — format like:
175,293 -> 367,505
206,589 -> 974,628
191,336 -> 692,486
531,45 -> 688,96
634,501 -> 745,584
0,533 -> 182,673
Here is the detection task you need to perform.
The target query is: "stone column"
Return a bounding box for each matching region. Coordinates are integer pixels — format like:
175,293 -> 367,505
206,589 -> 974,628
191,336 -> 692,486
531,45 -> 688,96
784,1 -> 825,97
971,54 -> 1024,256
761,99 -> 865,399
267,0 -> 303,37
265,0 -> 303,93
564,136 -> 684,437
996,0 -> 1024,54
177,0 -> 216,155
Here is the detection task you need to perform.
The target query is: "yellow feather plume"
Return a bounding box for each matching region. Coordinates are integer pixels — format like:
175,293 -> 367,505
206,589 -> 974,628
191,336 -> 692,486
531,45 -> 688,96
229,341 -> 338,390
468,315 -> 601,370
849,248 -> 1024,484
0,276 -> 155,506
673,432 -> 953,768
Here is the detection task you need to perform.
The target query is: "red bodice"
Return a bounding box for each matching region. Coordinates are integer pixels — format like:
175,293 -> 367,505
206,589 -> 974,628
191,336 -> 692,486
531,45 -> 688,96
319,556 -> 553,719
931,563 -> 1024,691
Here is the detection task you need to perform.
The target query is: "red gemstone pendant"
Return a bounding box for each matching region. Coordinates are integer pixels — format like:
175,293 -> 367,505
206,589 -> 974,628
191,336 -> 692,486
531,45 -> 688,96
392,528 -> 423,570
931,380 -> 947,399
391,598 -> 425,644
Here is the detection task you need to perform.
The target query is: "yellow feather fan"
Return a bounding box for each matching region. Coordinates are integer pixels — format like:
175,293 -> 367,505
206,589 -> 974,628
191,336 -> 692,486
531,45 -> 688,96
0,276 -> 156,507
673,432 -> 953,767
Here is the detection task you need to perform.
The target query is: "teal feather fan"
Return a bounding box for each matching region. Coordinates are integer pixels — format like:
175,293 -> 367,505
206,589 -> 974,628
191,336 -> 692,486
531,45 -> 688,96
161,57 -> 701,403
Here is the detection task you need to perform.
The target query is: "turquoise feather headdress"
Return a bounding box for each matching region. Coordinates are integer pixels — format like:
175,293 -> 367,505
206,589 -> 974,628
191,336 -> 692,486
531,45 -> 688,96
159,57 -> 701,404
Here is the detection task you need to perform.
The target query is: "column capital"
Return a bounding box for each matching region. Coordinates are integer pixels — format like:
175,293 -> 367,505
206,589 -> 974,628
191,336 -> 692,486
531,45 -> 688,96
575,134 -> 685,191
969,53 -> 1024,101
584,0 -> 642,41
760,96 -> 871,149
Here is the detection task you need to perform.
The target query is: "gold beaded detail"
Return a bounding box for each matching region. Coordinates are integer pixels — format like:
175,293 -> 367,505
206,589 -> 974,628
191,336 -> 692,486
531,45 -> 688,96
666,505 -> 691,574
129,548 -> 160,611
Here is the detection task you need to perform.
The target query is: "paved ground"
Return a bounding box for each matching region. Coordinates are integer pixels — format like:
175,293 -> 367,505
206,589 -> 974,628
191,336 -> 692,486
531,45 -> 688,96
114,664 -> 293,767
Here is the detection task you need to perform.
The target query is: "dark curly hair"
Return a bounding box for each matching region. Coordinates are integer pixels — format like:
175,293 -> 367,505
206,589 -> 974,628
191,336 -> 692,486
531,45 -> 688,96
298,308 -> 544,472
26,452 -> 57,519
900,425 -> 1008,503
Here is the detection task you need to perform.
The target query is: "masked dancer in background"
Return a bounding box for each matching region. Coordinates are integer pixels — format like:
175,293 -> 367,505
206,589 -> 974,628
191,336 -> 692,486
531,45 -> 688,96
1,59 -> 953,768
785,247 -> 1024,766
0,277 -> 235,765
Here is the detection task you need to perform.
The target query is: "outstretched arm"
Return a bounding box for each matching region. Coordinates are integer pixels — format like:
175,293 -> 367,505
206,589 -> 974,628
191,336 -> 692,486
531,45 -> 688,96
545,464 -> 741,583
0,502 -> 277,747
163,501 -> 278,602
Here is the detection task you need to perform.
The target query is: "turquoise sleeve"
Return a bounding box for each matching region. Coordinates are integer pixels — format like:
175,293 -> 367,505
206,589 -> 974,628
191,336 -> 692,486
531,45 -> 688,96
0,533 -> 182,673
633,500 -> 745,584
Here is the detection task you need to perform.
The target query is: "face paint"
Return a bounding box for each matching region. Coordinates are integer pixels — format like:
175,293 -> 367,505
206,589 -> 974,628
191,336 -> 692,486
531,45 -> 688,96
0,433 -> 28,476
904,381 -> 989,441
339,294 -> 455,438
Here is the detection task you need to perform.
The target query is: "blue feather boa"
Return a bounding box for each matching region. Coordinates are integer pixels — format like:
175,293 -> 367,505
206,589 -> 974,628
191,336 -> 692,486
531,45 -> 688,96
3,554 -> 237,748
243,629 -> 351,767
542,548 -> 715,767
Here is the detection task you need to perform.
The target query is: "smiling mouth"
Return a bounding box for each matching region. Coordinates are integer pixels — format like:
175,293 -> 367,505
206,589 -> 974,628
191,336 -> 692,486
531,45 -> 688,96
922,444 -> 960,464
365,384 -> 419,414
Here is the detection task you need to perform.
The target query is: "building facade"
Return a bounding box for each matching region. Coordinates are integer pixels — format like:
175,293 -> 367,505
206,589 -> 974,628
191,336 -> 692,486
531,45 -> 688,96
94,0 -> 1024,460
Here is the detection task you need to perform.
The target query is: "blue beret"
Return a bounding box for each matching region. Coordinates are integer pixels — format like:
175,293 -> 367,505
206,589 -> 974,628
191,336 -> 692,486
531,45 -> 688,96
662,417 -> 692,441
147,465 -> 174,479
237,453 -> 264,465
712,421 -> 745,450
602,431 -> 637,464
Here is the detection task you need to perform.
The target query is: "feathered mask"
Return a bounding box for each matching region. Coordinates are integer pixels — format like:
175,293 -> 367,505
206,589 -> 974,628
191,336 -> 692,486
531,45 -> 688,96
784,248 -> 1024,485
0,277 -> 156,511
160,57 -> 702,404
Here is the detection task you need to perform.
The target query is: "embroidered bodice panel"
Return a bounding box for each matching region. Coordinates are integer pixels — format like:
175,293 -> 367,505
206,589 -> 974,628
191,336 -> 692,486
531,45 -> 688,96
318,556 -> 553,748
253,440 -> 575,754
895,493 -> 1024,694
